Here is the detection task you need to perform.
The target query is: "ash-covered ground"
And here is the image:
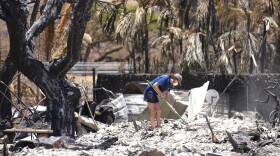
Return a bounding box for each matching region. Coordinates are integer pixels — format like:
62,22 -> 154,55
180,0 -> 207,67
15,115 -> 280,156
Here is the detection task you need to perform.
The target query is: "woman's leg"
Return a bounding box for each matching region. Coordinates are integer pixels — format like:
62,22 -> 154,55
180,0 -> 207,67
154,103 -> 161,127
147,102 -> 155,129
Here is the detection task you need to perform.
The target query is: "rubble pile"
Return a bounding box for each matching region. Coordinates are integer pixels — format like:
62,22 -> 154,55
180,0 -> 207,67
15,114 -> 280,156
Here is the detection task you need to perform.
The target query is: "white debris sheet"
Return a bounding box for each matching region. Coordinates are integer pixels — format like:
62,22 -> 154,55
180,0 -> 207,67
187,81 -> 209,119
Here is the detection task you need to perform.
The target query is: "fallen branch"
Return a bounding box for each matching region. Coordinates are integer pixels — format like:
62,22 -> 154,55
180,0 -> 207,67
204,115 -> 220,143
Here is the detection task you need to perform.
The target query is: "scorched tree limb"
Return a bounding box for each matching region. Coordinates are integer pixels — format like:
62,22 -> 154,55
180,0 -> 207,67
26,0 -> 63,41
1,0 -> 95,136
49,0 -> 94,77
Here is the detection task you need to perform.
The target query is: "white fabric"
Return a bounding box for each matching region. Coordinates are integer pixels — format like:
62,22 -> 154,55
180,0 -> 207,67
187,81 -> 209,119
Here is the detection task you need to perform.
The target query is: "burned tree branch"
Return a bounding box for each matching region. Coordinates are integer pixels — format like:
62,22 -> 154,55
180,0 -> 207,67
29,0 -> 40,26
50,0 -> 95,77
26,0 -> 63,41
0,1 -> 11,22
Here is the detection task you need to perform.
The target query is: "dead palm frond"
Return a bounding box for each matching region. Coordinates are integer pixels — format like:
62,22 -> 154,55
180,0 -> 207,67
217,28 -> 277,73
134,7 -> 146,29
136,0 -> 165,8
96,3 -> 121,34
115,12 -> 136,48
198,0 -> 208,17
96,3 -> 111,25
151,35 -> 171,47
168,27 -> 183,40
157,8 -> 169,24
217,39 -> 234,74
215,0 -> 266,31
115,12 -> 135,39
181,33 -> 206,70
152,27 -> 183,48
217,30 -> 260,55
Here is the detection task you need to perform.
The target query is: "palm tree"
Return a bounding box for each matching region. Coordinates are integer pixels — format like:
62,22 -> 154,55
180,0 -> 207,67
152,27 -> 184,72
177,0 -> 280,74
115,0 -> 163,73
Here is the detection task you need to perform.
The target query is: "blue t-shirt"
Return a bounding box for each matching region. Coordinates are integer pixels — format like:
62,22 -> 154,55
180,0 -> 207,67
144,75 -> 171,95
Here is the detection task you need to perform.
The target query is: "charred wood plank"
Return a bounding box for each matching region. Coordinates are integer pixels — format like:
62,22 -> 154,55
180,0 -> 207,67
2,129 -> 53,134
257,140 -> 274,147
95,137 -> 118,150
63,137 -> 118,150
226,131 -> 250,153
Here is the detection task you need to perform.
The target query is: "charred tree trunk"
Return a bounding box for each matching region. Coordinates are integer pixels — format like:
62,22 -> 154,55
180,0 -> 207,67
244,6 -> 254,73
0,0 -> 94,136
183,1 -> 192,29
143,10 -> 149,73
0,57 -> 16,120
132,42 -> 137,74
259,19 -> 268,73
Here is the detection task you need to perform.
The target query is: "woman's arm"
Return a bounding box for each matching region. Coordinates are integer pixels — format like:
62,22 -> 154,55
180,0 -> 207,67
153,82 -> 163,97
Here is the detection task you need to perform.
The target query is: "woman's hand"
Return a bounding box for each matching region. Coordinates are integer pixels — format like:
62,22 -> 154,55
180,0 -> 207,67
159,93 -> 164,99
159,93 -> 166,100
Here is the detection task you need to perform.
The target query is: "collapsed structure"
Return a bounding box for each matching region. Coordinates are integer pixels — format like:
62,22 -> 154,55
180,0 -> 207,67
1,73 -> 280,155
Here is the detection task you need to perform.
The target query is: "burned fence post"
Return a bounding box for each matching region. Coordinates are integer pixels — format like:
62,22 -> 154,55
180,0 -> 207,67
93,68 -> 96,102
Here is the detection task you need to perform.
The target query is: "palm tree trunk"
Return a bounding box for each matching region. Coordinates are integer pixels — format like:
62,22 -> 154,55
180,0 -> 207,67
244,6 -> 254,73
260,20 -> 267,73
132,43 -> 137,74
